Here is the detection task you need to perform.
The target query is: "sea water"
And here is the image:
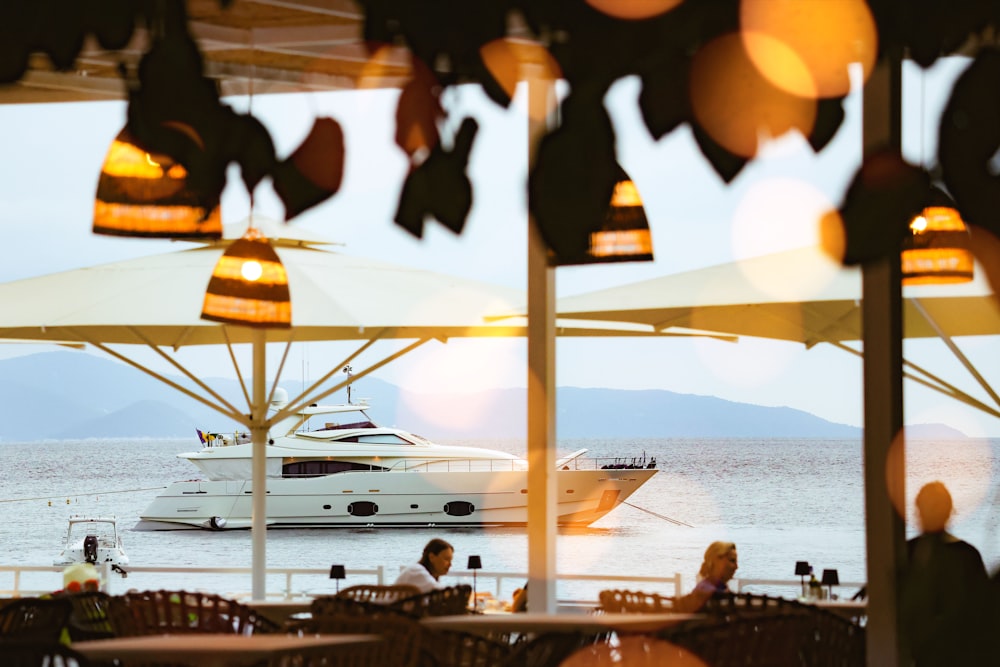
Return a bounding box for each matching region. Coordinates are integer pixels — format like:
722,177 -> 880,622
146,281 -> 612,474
2,437 -> 999,601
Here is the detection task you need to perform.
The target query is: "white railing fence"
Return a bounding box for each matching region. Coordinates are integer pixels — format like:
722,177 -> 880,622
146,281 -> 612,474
0,564 -> 863,607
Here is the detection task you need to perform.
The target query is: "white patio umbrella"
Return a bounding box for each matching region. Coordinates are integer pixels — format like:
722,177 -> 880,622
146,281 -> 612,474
553,245 -> 1000,418
0,216 -> 677,599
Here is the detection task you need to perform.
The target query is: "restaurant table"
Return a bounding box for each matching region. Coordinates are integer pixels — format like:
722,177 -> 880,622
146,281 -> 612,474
810,598 -> 867,622
421,611 -> 700,636
73,632 -> 379,667
245,599 -> 313,626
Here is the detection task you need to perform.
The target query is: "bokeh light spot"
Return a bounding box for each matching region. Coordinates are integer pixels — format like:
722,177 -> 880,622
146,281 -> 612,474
819,209 -> 847,263
690,33 -> 817,158
731,178 -> 836,259
562,635 -> 707,666
740,0 -> 877,98
585,0 -> 684,20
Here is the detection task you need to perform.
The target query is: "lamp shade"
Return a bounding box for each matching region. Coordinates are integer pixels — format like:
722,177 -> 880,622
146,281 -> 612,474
794,561 -> 811,576
329,564 -> 346,579
558,165 -> 655,266
93,128 -> 222,239
467,555 -> 482,570
902,187 -> 973,285
821,569 -> 840,586
201,228 -> 291,328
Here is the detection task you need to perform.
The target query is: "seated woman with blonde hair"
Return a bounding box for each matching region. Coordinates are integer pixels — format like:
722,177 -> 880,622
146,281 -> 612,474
676,541 -> 738,612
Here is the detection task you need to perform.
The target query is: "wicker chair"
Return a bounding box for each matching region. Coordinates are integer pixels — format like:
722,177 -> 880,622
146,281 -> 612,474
500,630 -> 604,667
65,591 -> 116,641
597,589 -> 674,613
108,590 -> 281,636
420,628 -> 512,667
659,611 -> 812,667
659,595 -> 865,667
390,585 -> 473,618
335,584 -> 421,605
0,596 -> 73,642
289,612 -> 422,667
311,595 -> 388,619
1,639 -> 91,667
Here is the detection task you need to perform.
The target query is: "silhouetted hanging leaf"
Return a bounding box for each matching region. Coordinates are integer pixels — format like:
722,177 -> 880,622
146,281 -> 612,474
691,124 -> 746,183
394,60 -> 443,158
939,48 -> 1000,239
85,0 -> 136,51
808,96 -> 846,153
838,149 -> 928,265
37,0 -> 85,70
273,117 -> 346,221
638,49 -> 690,140
394,117 -> 478,237
529,88 -> 617,262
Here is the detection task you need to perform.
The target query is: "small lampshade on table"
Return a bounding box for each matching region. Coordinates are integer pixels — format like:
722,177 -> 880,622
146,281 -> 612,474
329,564 -> 346,593
821,568 -> 840,599
467,556 -> 482,608
795,561 -> 811,596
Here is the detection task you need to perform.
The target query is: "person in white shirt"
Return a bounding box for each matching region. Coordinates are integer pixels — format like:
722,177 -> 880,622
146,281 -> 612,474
394,538 -> 454,593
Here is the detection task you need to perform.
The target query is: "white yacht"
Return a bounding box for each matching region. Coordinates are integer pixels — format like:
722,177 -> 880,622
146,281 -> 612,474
54,516 -> 129,575
137,392 -> 657,530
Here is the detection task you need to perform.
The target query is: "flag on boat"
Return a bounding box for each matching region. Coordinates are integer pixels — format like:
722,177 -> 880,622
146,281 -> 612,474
196,428 -> 207,444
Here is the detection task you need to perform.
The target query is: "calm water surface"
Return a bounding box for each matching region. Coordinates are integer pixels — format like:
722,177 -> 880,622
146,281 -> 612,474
3,437 -> 998,600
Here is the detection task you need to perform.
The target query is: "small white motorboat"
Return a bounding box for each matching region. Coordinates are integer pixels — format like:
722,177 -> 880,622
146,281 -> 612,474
54,516 -> 129,576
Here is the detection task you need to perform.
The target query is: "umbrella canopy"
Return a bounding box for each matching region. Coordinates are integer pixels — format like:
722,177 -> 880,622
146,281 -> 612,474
553,245 -> 1000,418
0,217 -> 675,599
554,246 -> 1000,346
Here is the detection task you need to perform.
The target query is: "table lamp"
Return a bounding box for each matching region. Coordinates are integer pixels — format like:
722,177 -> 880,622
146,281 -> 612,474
329,564 -> 346,593
795,561 -> 810,596
821,568 -> 839,599
467,555 -> 482,608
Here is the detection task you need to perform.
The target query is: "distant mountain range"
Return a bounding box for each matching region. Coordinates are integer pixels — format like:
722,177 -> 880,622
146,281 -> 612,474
0,351 -> 963,441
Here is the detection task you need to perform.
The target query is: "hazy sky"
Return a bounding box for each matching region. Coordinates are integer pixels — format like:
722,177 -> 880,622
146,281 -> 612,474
1,56 -> 998,436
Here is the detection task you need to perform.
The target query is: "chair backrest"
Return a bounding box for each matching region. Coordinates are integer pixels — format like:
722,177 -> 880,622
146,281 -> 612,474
420,627 -> 513,667
335,584 -> 420,605
597,589 -> 673,613
295,612 -> 422,667
109,590 -> 280,636
659,611 -> 813,667
312,596 -> 390,619
65,591 -> 115,641
390,584 -> 472,618
0,639 -> 91,667
0,597 -> 73,641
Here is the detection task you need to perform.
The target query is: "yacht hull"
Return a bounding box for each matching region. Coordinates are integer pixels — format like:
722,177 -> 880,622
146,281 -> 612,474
136,468 -> 656,530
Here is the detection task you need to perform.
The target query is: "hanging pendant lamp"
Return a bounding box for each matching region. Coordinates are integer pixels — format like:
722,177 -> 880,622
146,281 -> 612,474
902,187 -> 973,286
93,128 -> 222,239
560,165 -> 655,265
201,227 -> 291,328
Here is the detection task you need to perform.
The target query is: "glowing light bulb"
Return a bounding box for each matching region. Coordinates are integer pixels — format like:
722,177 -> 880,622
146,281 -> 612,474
241,260 -> 263,282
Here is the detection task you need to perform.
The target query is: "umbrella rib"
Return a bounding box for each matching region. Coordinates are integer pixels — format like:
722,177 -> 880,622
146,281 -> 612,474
275,333 -> 388,422
911,298 -> 1000,411
78,336 -> 245,423
267,338 -> 295,408
268,336 -> 431,427
222,327 -> 253,414
828,341 -> 1000,420
128,326 -> 245,419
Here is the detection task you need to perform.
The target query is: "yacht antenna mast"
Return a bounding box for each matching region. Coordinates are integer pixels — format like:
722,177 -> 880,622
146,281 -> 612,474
343,365 -> 353,404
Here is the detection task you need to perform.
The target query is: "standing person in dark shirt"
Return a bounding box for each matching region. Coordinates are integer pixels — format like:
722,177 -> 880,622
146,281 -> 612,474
902,481 -> 989,666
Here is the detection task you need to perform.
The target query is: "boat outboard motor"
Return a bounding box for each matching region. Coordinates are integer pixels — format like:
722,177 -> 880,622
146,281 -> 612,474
83,535 -> 99,564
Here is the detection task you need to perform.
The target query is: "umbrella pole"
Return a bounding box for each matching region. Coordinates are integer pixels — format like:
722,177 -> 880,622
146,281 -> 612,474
252,330 -> 268,600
